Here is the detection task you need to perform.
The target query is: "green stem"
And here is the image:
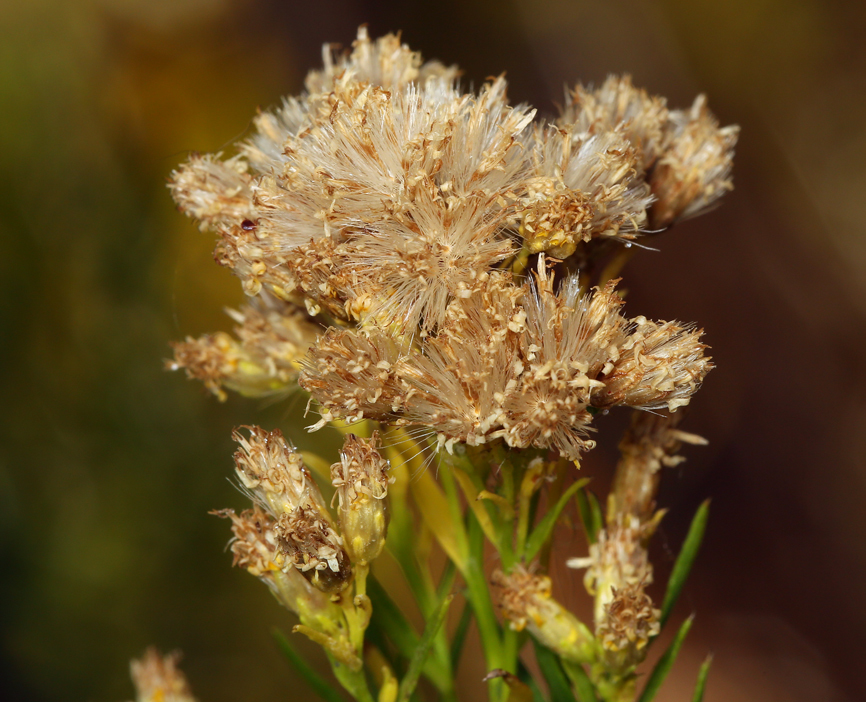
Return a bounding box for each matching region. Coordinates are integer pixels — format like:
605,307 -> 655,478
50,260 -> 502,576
329,656 -> 376,702
465,510 -> 506,702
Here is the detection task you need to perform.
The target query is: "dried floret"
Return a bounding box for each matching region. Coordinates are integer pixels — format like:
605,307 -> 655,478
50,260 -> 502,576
232,426 -> 328,517
275,499 -> 354,593
168,295 -> 319,400
493,567 -> 595,664
649,95 -> 739,228
591,318 -> 712,411
331,432 -> 393,564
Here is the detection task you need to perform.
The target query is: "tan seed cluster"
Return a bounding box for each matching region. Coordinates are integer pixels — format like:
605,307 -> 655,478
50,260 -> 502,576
596,582 -> 661,669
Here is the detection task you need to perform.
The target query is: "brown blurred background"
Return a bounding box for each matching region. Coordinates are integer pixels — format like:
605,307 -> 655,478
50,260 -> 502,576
2,0 -> 865,700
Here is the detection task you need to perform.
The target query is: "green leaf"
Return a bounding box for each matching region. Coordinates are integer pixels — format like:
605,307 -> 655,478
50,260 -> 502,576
524,478 -> 590,561
691,655 -> 713,702
574,487 -> 603,544
450,599 -> 474,671
517,661 -> 547,702
637,615 -> 694,702
272,629 -> 345,702
661,501 -> 709,627
562,661 -> 599,702
532,638 -> 577,702
396,594 -> 453,702
366,576 -> 451,692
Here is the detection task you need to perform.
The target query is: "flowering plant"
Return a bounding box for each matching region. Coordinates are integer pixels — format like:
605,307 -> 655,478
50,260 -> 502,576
133,28 -> 737,702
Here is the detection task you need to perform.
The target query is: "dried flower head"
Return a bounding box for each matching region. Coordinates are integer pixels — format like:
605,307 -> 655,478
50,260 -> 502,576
590,318 -> 712,411
596,581 -> 660,670
518,125 -> 651,257
331,432 -> 393,564
561,75 -> 669,172
129,649 -> 196,702
567,515 -> 655,627
275,499 -> 353,593
493,567 -> 595,664
168,295 -> 319,400
649,95 -> 739,229
169,153 -> 256,232
232,426 -> 327,517
305,26 -> 459,95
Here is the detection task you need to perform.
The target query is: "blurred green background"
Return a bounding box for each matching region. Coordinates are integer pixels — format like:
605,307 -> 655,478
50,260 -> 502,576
2,1 -> 866,700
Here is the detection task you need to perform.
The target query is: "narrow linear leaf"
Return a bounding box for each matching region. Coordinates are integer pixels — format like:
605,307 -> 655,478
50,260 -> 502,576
691,655 -> 713,702
517,661 -> 547,702
397,594 -> 454,702
525,478 -> 590,561
450,599 -> 474,671
575,488 -> 603,545
562,661 -> 599,702
453,467 -> 500,545
637,615 -> 694,702
587,491 -> 603,541
575,488 -> 597,545
272,629 -> 345,702
532,638 -> 577,702
410,465 -> 467,570
366,577 -> 450,692
661,501 -> 709,627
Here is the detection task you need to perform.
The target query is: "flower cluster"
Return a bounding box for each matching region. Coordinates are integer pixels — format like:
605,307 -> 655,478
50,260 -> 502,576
150,26 -> 737,702
169,29 -> 733,447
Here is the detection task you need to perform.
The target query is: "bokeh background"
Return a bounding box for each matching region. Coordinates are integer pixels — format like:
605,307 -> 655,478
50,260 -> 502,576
2,0 -> 866,700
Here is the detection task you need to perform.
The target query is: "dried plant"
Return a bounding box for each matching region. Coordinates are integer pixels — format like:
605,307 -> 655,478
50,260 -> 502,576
132,27 -> 736,702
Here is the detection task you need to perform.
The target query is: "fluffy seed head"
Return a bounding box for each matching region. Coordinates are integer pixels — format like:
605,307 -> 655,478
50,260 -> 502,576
591,318 -> 712,411
649,95 -> 739,228
168,296 -> 319,400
